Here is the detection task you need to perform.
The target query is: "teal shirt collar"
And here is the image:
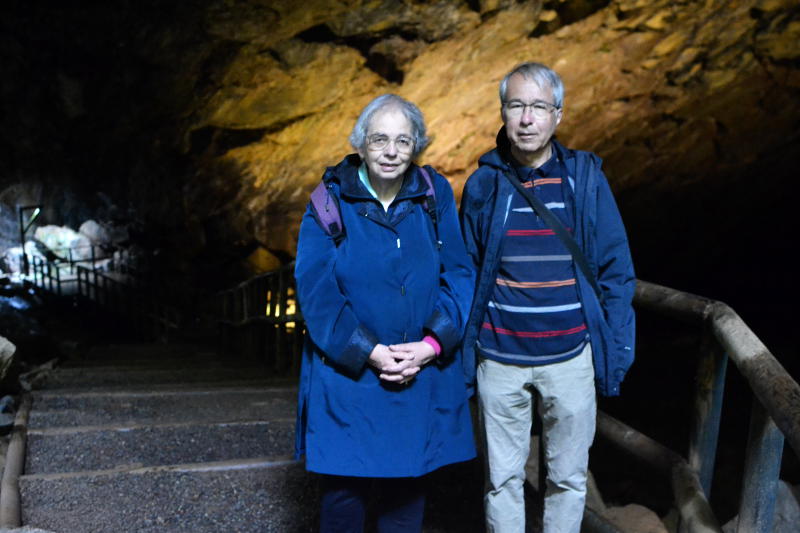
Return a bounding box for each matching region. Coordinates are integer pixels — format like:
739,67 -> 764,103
358,162 -> 379,200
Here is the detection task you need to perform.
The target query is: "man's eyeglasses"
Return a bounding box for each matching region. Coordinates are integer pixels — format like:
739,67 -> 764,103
366,134 -> 415,153
503,100 -> 560,120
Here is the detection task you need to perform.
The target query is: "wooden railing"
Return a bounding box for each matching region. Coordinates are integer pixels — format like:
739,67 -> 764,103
31,248 -> 800,533
591,280 -> 799,533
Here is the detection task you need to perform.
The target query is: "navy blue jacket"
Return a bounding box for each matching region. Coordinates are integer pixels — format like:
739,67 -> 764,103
459,133 -> 636,396
295,154 -> 476,477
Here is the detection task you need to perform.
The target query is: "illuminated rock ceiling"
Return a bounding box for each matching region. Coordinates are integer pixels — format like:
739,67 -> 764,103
184,0 -> 800,254
1,0 -> 799,284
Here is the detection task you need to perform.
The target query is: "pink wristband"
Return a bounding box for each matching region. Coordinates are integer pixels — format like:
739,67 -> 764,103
422,335 -> 442,357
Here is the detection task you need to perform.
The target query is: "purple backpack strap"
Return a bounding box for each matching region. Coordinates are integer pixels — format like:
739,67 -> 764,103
310,167 -> 436,247
310,181 -> 343,241
419,166 -> 436,201
418,166 -> 442,249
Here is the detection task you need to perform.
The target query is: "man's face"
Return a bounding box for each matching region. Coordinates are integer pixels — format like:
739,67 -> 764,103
502,73 -> 562,166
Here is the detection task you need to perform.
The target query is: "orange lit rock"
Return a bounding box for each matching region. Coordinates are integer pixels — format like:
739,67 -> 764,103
183,0 -> 799,257
75,0 -> 780,260
245,246 -> 282,275
1,0 -> 797,290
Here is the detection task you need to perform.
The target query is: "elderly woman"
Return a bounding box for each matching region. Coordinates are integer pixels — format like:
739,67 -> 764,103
294,94 -> 476,532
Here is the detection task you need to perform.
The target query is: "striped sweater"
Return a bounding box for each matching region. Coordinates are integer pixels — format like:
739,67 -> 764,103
477,153 -> 589,366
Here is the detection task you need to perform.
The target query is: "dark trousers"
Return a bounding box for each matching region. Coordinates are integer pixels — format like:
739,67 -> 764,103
319,475 -> 426,533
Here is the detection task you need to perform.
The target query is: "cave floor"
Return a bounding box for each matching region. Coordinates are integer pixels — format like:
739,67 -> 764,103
16,340 -> 493,533
13,296 -> 799,532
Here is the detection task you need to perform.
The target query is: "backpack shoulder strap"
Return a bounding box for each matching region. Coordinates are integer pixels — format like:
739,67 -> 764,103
419,166 -> 436,201
418,166 -> 442,249
309,180 -> 345,244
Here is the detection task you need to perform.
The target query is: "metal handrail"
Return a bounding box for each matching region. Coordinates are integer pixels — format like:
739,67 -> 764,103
214,262 -> 303,374
216,262 -> 302,325
75,264 -> 183,338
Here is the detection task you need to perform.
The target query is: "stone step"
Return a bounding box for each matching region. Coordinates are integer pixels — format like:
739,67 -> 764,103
60,353 -> 238,369
25,419 -> 295,474
20,458 -> 317,533
19,342 -> 483,532
63,345 -> 257,369
20,458 -> 485,533
39,366 -> 278,389
29,387 -> 297,429
80,342 -> 216,359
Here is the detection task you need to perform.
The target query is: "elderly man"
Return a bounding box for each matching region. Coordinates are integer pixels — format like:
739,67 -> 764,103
459,62 -> 636,533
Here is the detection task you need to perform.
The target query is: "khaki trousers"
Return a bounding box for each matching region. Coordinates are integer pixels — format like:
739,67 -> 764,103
477,344 -> 596,533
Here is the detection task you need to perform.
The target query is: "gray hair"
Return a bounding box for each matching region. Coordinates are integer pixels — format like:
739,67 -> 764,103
499,62 -> 564,109
349,94 -> 429,157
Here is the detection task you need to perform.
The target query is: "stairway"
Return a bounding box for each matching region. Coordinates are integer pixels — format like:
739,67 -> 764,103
17,342 -> 485,533
19,342 -> 316,533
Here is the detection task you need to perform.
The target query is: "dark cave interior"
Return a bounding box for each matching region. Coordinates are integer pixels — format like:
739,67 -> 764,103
1,0 -> 799,528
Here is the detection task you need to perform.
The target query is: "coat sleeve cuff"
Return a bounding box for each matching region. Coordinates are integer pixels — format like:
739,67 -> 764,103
336,325 -> 379,378
424,309 -> 460,356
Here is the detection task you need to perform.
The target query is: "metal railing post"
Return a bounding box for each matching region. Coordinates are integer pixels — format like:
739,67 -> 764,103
55,259 -> 62,296
18,205 -> 41,277
18,208 -> 27,277
76,266 -> 82,298
735,400 -> 784,533
688,334 -> 728,497
275,268 -> 287,372
46,260 -> 53,293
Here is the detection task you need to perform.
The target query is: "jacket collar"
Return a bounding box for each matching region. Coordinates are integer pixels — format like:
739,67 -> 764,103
330,154 -> 429,202
479,126 -> 574,171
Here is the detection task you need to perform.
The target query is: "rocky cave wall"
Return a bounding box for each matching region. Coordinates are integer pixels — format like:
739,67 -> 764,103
1,0 -> 799,299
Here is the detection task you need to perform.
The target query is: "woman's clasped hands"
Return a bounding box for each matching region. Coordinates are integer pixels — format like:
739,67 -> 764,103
368,341 -> 437,384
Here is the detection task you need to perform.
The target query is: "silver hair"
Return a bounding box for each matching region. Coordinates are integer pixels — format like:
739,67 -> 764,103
499,62 -> 564,109
349,94 -> 429,157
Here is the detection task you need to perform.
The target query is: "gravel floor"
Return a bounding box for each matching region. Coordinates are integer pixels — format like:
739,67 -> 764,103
21,461 -> 317,533
18,341 -> 504,533
38,366 -> 277,390
20,459 -> 501,533
28,388 -> 296,429
26,419 -> 295,474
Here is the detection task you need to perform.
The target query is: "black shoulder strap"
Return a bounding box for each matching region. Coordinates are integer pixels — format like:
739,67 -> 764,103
503,169 -> 604,304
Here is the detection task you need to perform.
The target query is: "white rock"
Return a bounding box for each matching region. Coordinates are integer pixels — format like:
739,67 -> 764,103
0,336 -> 16,382
1,248 -> 21,273
33,225 -> 92,260
79,219 -> 111,246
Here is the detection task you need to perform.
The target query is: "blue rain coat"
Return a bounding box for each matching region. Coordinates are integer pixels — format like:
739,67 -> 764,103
294,154 -> 476,477
459,133 -> 636,397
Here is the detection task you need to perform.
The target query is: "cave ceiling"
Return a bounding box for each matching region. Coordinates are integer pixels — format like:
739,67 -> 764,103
1,0 -> 799,283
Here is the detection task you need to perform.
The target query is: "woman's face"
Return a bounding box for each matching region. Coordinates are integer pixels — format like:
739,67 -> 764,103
358,107 -> 415,182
